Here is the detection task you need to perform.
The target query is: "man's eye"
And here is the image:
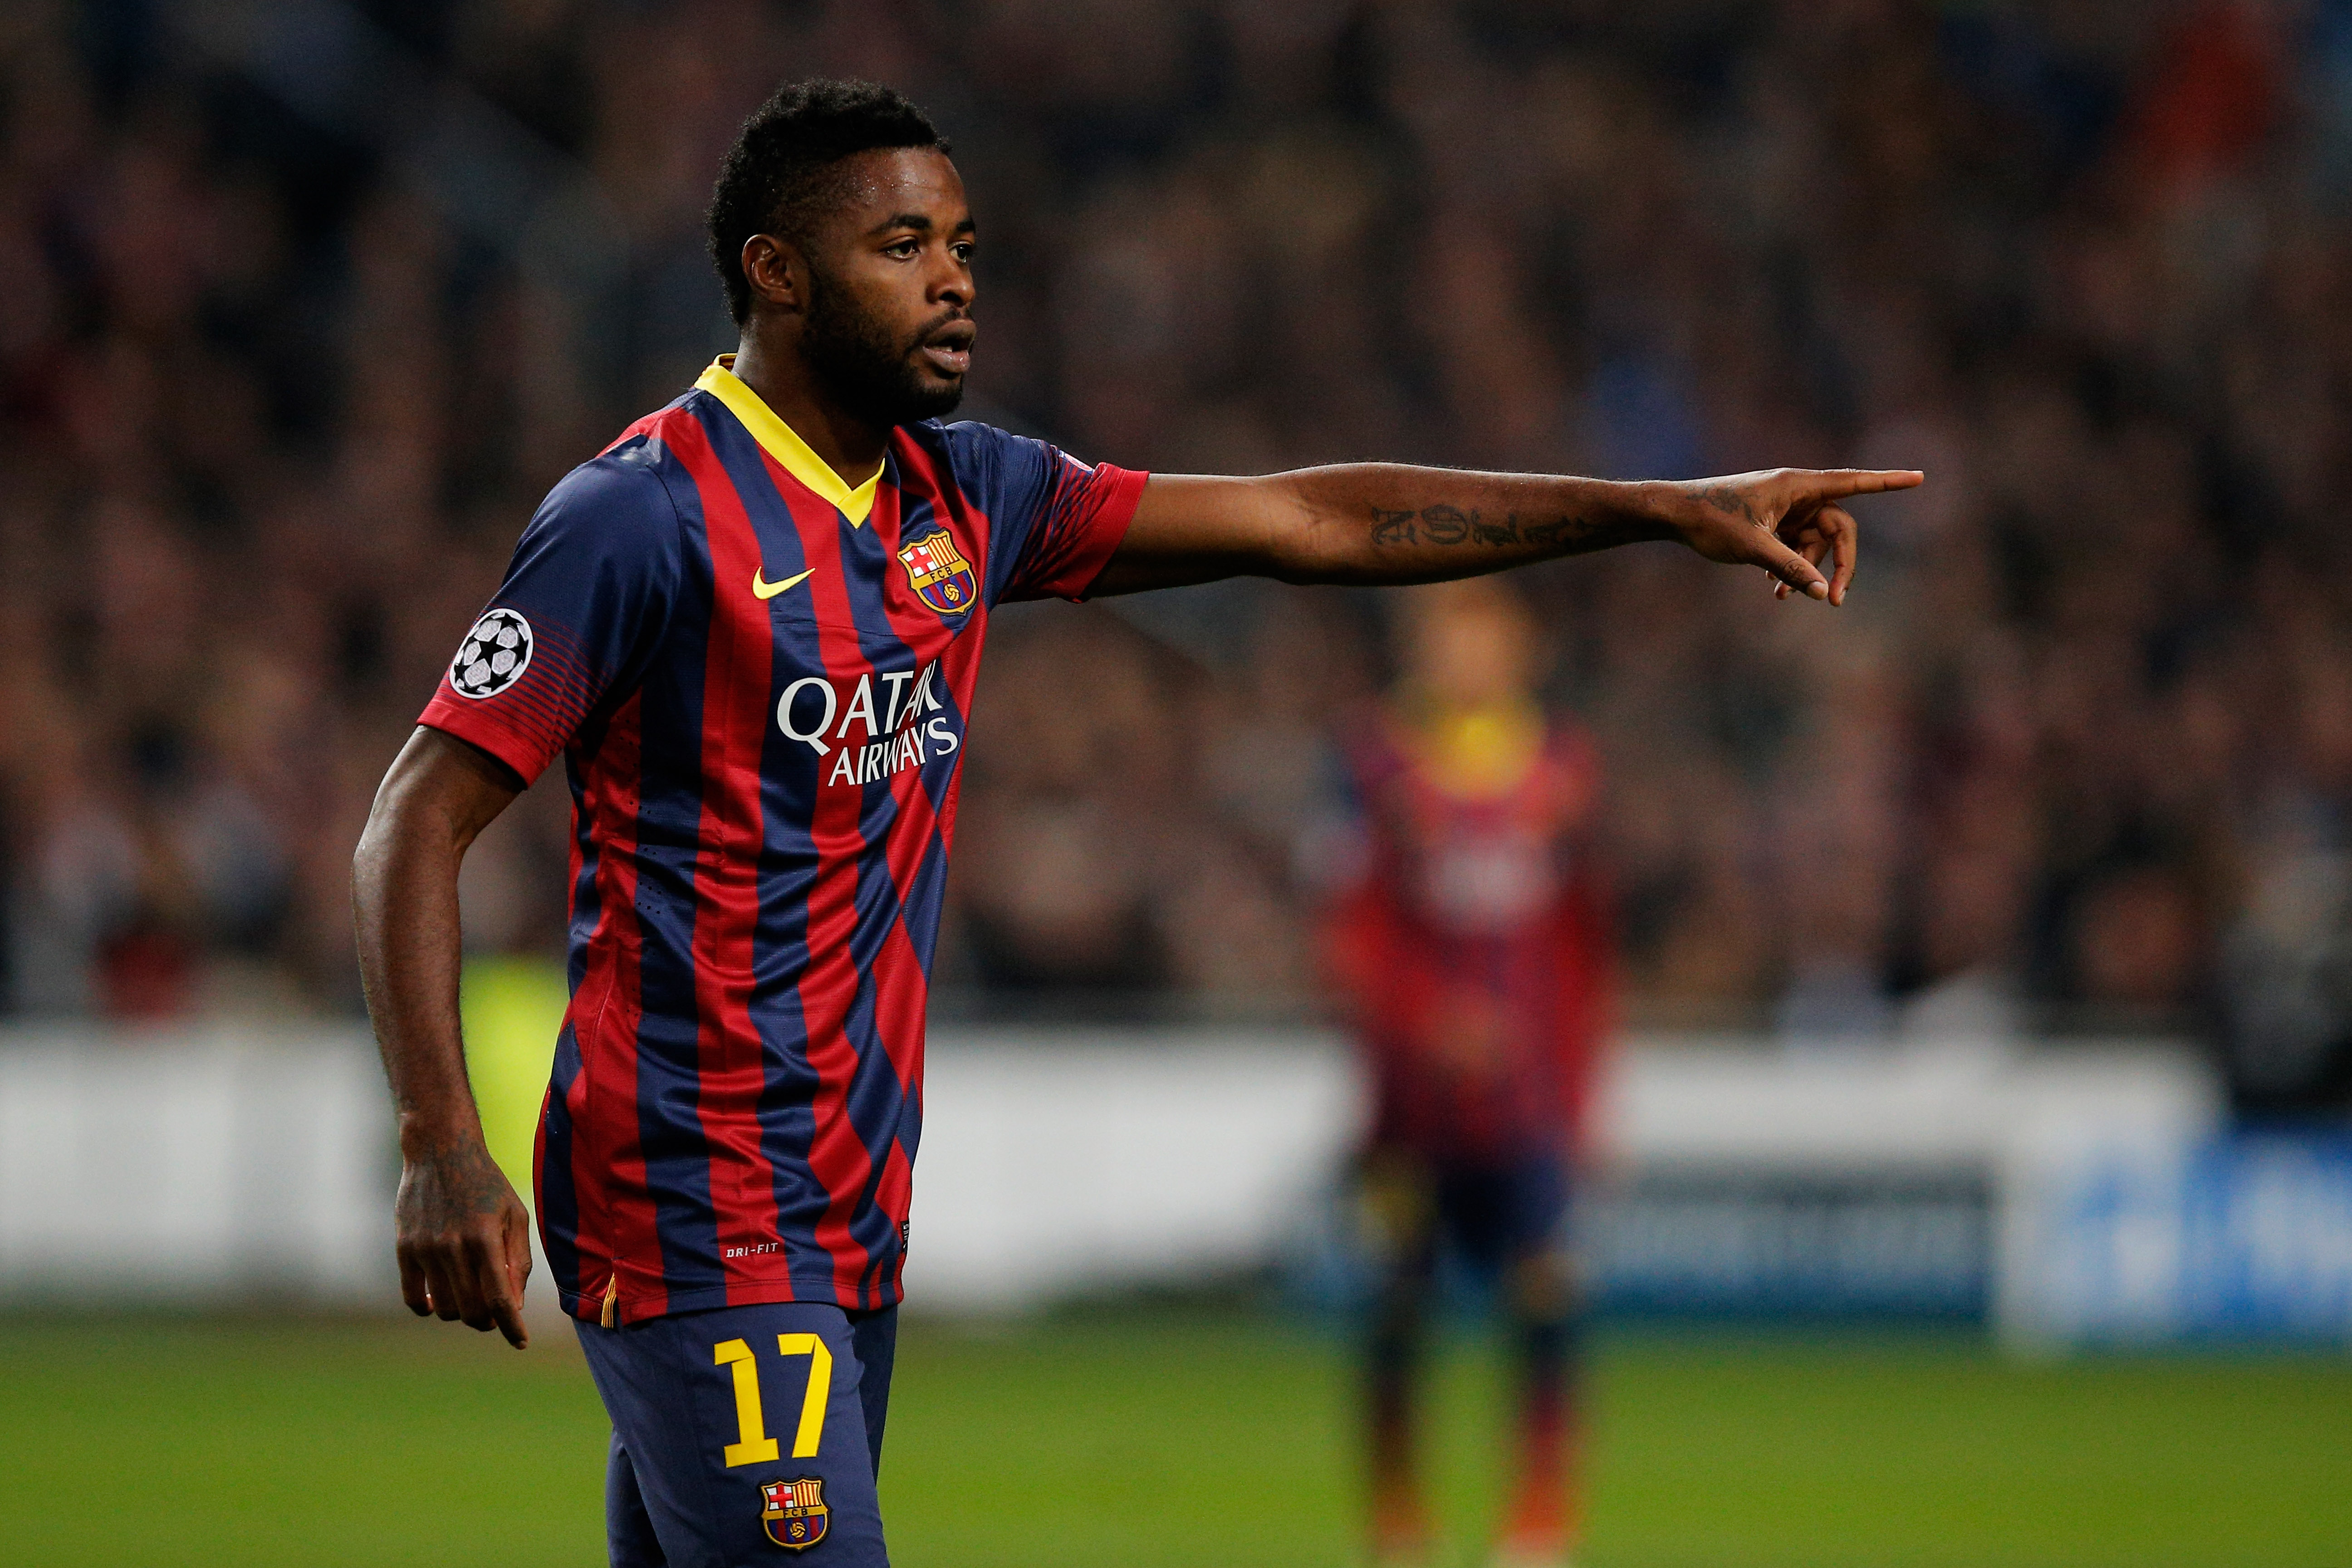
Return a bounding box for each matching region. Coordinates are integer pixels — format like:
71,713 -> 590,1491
886,240 -> 919,258
951,244 -> 975,263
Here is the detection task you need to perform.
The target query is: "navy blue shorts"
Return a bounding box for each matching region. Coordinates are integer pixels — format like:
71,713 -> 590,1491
1428,1156 -> 1570,1268
1362,1148 -> 1571,1274
576,1302 -> 897,1567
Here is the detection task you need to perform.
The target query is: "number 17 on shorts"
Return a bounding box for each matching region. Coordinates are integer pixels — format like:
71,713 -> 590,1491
575,1300 -> 897,1566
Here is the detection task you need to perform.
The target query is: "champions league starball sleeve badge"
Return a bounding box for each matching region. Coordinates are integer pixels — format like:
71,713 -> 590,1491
448,608 -> 535,700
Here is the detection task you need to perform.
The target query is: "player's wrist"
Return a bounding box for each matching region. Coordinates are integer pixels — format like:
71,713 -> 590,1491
396,1108 -> 494,1164
1624,479 -> 1702,540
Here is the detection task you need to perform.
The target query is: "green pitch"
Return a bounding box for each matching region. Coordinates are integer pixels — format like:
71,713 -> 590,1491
1,1309 -> 2346,1567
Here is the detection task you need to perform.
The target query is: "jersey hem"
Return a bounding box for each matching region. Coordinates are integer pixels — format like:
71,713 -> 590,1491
561,1277 -> 906,1326
417,709 -> 551,789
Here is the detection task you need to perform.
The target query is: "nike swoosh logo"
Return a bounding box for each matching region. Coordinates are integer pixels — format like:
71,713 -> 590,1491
752,567 -> 815,599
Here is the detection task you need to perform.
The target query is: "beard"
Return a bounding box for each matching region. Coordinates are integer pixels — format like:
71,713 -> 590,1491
799,266 -> 967,428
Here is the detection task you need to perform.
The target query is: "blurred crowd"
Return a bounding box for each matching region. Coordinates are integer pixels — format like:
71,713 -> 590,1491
3,0 -> 2351,1107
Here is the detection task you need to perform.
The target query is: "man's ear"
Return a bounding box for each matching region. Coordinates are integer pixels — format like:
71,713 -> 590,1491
740,234 -> 806,317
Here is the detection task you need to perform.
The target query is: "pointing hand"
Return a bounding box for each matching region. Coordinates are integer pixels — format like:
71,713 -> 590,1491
1664,468 -> 1924,607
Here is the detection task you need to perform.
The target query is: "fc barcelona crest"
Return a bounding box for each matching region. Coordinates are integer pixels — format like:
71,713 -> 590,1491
761,1476 -> 829,1550
897,528 -> 976,616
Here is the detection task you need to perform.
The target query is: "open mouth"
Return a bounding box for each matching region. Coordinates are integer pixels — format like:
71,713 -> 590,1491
918,321 -> 975,377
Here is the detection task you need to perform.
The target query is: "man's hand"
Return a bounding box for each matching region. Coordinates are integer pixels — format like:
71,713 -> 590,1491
1661,468 -> 1923,607
394,1135 -> 533,1348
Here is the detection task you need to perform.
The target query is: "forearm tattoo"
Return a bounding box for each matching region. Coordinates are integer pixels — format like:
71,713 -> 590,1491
1368,505 -> 1656,554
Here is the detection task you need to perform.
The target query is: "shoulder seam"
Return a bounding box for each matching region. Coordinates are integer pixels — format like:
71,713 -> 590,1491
639,449 -> 691,602
603,443 -> 688,701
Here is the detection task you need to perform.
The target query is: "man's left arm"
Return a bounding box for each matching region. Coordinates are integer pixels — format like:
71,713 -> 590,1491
1085,464 -> 1922,603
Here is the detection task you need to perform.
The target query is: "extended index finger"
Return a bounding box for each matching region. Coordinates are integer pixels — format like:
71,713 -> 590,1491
471,1239 -> 530,1349
489,1289 -> 529,1350
1797,468 -> 1924,500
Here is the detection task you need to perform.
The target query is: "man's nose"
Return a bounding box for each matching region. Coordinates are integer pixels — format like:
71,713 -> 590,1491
933,258 -> 973,308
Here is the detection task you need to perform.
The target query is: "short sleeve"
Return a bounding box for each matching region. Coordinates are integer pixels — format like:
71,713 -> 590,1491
941,423 -> 1148,603
418,441 -> 682,785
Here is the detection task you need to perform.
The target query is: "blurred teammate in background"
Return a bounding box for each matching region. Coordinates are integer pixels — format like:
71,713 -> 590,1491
353,77 -> 1913,1568
1325,581 -> 1612,1568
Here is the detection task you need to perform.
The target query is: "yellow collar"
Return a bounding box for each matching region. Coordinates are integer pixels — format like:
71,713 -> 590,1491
694,355 -> 884,526
1403,699 -> 1544,799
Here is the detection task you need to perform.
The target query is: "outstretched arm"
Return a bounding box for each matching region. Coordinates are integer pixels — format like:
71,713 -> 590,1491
352,725 -> 532,1349
1087,465 -> 1922,602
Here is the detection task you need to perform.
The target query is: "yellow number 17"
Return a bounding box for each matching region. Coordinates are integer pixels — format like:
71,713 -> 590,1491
713,1333 -> 833,1467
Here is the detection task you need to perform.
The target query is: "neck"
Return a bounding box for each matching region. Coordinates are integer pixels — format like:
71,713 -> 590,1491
728,333 -> 887,486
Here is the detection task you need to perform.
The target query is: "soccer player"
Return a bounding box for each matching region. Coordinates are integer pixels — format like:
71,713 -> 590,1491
1323,580 -> 1613,1568
351,79 -> 1916,1568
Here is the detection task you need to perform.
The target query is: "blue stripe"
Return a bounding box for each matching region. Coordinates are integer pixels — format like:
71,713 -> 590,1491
630,432 -> 723,1295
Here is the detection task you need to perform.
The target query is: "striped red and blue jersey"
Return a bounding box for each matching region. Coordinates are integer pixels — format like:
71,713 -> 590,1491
419,357 -> 1147,1324
1321,710 -> 1615,1162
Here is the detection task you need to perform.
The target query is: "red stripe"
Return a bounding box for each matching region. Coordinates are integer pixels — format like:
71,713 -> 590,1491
668,416 -> 789,1302
564,690 -> 666,1318
598,409 -> 668,456
869,1137 -> 914,1299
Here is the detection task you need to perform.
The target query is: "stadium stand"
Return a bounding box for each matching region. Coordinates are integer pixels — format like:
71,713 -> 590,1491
0,2 -> 2347,1116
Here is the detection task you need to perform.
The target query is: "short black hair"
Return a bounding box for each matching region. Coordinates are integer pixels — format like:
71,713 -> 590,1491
706,79 -> 950,325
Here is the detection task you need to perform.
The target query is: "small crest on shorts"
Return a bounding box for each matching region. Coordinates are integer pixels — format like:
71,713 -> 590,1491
897,528 -> 975,616
761,1476 -> 829,1551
